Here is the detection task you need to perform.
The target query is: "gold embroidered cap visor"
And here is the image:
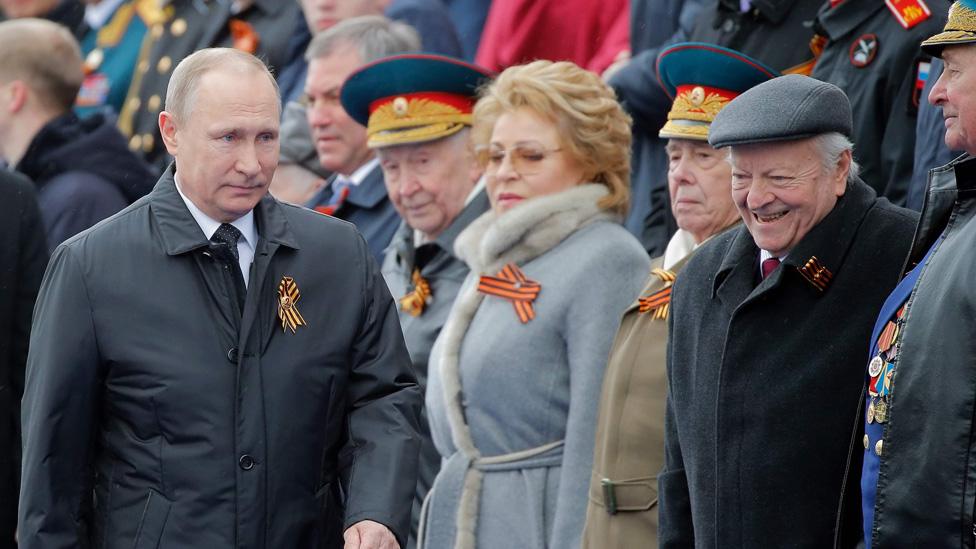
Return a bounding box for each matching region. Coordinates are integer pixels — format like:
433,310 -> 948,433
338,53 -> 494,149
921,0 -> 976,57
656,42 -> 780,141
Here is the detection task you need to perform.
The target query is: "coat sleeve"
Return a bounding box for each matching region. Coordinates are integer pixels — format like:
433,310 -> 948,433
547,242 -> 650,549
342,233 -> 423,546
658,284 -> 695,548
19,244 -> 103,549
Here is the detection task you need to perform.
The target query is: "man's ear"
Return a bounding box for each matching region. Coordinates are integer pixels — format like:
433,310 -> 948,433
3,80 -> 29,114
833,149 -> 852,197
159,111 -> 179,155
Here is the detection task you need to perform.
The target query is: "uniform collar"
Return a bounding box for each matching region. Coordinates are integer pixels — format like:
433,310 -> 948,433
150,164 -> 299,256
815,0 -> 885,41
394,188 -> 491,272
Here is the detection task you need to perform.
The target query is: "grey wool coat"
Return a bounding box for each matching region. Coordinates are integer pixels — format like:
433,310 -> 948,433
381,189 -> 491,546
421,184 -> 651,549
659,178 -> 918,548
19,168 -> 422,549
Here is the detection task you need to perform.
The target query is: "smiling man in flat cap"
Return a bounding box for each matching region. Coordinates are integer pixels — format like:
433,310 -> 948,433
658,74 -> 918,548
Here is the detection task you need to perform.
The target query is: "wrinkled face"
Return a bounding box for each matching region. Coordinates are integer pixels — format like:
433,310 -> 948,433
305,48 -> 373,176
378,132 -> 481,239
0,0 -> 58,17
666,138 -> 737,243
730,138 -> 848,257
160,69 -> 280,223
483,107 -> 586,214
930,45 -> 976,154
299,0 -> 387,32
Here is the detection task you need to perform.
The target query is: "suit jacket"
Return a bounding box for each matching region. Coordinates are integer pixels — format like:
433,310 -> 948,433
0,171 -> 47,549
309,166 -> 401,265
19,167 -> 421,548
660,179 -> 917,548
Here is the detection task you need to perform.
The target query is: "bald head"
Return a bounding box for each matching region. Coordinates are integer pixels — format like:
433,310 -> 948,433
0,18 -> 83,113
164,47 -> 281,126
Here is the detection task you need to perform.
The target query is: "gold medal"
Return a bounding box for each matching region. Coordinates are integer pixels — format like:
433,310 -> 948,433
869,356 -> 884,377
867,401 -> 876,424
874,399 -> 888,423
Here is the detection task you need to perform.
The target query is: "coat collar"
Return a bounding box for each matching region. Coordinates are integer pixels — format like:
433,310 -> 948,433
815,0 -> 885,41
340,163 -> 389,210
712,177 -> 878,302
907,153 -> 975,268
150,164 -> 300,256
391,189 -> 490,272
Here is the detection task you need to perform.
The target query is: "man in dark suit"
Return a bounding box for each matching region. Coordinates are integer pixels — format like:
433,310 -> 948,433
659,76 -> 918,547
303,16 -> 417,263
19,47 -> 420,549
0,170 -> 47,549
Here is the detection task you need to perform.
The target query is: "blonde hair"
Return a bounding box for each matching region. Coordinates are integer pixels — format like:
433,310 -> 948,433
472,60 -> 632,216
0,18 -> 83,113
165,48 -> 280,124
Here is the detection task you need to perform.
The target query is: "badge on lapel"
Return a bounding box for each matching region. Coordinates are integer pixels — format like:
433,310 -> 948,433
797,256 -> 833,291
638,268 -> 677,320
277,276 -> 307,333
400,268 -> 432,317
477,263 -> 541,324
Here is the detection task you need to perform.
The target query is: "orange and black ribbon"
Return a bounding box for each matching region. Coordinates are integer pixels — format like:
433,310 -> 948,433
314,186 -> 350,217
798,256 -> 833,291
478,263 -> 541,324
277,276 -> 307,333
229,19 -> 259,54
638,268 -> 677,320
399,268 -> 432,317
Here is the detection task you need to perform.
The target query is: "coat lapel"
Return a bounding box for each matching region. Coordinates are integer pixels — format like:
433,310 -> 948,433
340,164 -> 387,211
712,226 -> 761,316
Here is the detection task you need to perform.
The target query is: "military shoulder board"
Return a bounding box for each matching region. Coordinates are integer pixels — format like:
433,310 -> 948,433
638,268 -> 676,320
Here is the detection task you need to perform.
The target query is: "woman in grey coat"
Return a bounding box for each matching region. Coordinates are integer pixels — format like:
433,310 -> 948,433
420,60 -> 651,548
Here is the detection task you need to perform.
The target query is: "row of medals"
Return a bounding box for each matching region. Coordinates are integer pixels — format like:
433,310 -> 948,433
867,308 -> 904,424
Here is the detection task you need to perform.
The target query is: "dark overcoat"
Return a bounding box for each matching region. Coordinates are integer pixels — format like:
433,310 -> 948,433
660,179 -> 917,548
0,171 -> 47,549
19,169 -> 422,548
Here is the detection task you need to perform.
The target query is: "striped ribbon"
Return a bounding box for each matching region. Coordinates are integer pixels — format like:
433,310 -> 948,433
277,276 -> 307,333
400,268 -> 432,317
477,263 -> 541,324
638,268 -> 676,320
314,186 -> 350,217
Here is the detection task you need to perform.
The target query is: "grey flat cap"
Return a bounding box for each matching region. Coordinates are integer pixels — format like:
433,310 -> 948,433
708,74 -> 852,148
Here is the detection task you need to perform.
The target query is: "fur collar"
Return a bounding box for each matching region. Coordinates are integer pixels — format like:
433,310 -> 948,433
454,184 -> 615,274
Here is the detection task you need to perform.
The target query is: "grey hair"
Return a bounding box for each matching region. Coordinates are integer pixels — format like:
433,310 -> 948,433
304,15 -> 420,64
811,132 -> 860,184
0,18 -> 83,113
165,48 -> 280,124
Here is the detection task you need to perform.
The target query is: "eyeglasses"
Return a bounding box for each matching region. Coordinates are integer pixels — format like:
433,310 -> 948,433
475,143 -> 563,175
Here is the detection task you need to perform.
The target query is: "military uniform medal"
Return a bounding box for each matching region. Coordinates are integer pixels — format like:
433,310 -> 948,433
277,276 -> 307,333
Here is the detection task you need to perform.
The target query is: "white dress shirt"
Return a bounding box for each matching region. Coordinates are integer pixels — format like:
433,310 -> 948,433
174,176 -> 258,287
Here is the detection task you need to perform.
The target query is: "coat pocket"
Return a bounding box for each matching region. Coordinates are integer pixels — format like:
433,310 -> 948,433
132,489 -> 172,549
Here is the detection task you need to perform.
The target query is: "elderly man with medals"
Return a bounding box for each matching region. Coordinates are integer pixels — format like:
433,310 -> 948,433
340,53 -> 494,548
582,42 -> 778,549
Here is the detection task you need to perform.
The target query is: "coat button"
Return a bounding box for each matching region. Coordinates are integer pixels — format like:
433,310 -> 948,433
239,454 -> 254,470
875,439 -> 884,456
227,347 -> 239,362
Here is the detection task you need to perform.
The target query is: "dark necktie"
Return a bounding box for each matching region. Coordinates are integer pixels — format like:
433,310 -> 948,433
761,257 -> 781,280
210,223 -> 246,311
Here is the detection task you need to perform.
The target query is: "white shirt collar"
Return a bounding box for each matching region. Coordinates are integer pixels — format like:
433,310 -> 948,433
174,174 -> 257,247
84,0 -> 127,29
662,229 -> 698,270
341,157 -> 380,186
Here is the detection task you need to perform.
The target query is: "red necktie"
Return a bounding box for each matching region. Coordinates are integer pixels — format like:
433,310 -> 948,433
761,257 -> 781,279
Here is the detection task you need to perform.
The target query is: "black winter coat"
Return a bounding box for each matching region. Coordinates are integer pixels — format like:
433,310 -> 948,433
0,171 -> 47,549
660,179 -> 917,548
19,169 -> 421,548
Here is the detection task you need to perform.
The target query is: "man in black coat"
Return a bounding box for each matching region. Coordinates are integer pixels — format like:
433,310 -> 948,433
659,75 -> 918,548
19,48 -> 420,549
0,170 -> 47,549
0,18 -> 155,252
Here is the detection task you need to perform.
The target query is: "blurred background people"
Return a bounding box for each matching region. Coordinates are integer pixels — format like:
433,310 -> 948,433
0,18 -> 154,252
0,0 -> 83,36
302,16 -> 418,262
0,172 -> 47,549
341,52 -> 493,548
421,60 -> 649,548
583,43 -> 778,548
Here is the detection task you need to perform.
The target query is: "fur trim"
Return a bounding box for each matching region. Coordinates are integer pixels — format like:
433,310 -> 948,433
455,184 -> 614,274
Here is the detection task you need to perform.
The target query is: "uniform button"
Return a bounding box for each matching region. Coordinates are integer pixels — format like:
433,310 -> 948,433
239,454 -> 254,470
171,18 -> 187,36
227,347 -> 239,362
127,96 -> 141,112
142,133 -> 155,153
151,24 -> 164,39
138,59 -> 150,74
875,439 -> 884,456
147,94 -> 161,112
129,134 -> 143,151
863,434 -> 869,449
157,56 -> 172,74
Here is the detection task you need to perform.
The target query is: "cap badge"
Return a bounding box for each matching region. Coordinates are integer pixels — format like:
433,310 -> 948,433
690,86 -> 705,107
393,96 -> 409,118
